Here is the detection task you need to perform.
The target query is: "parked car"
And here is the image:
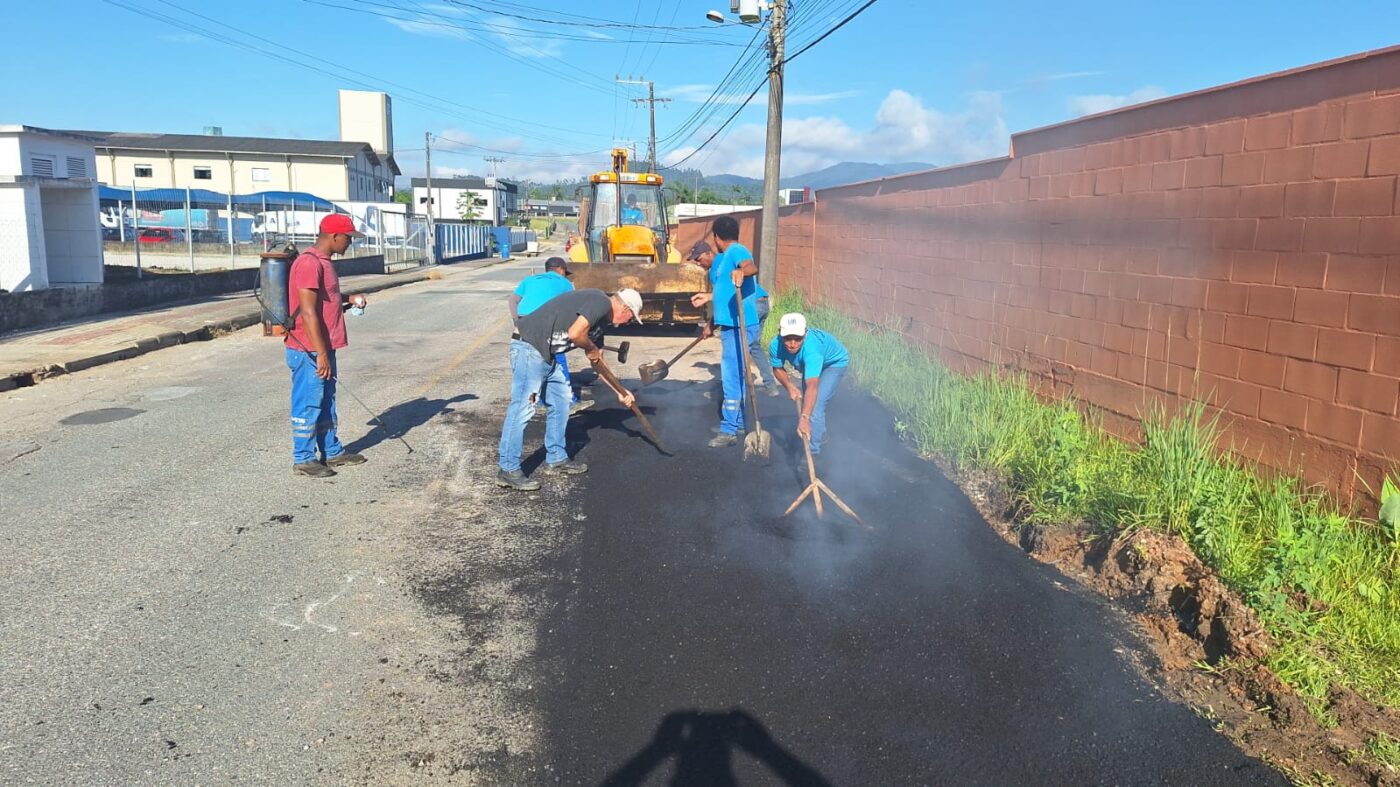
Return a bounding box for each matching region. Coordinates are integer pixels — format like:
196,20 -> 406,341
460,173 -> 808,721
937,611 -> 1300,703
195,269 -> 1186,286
138,228 -> 183,244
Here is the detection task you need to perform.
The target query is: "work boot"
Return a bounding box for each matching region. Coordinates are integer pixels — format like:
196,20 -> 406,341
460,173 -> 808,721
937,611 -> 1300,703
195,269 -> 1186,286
293,461 -> 336,478
495,469 -> 540,491
766,384 -> 782,398
569,399 -> 595,416
707,432 -> 739,448
325,451 -> 367,467
711,425 -> 745,434
541,459 -> 588,475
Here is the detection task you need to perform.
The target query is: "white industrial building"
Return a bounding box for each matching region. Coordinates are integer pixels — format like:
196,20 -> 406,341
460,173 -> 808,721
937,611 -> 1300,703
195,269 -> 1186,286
77,90 -> 400,202
411,176 -> 519,226
0,126 -> 103,293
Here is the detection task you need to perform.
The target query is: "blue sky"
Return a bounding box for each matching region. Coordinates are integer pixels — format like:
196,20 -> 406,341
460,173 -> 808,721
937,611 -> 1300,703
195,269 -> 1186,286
4,1 -> 1398,183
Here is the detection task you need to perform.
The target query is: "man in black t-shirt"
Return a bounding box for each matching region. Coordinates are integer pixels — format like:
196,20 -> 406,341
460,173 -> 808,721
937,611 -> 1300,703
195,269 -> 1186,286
496,287 -> 644,490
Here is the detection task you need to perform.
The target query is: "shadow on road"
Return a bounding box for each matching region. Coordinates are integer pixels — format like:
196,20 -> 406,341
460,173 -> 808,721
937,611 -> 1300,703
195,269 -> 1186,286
599,709 -> 833,787
343,392 -> 478,453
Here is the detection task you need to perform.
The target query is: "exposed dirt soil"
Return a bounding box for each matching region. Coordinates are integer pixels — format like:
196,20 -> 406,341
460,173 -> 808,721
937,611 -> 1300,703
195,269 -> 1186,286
947,465 -> 1400,787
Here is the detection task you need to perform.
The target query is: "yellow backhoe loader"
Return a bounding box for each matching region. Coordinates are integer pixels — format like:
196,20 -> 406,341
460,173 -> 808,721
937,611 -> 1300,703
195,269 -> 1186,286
567,148 -> 706,325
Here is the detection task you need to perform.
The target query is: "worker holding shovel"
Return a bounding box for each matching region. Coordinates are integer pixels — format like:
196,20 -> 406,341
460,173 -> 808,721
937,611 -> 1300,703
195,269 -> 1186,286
770,313 -> 849,457
496,288 -> 642,491
689,216 -> 762,449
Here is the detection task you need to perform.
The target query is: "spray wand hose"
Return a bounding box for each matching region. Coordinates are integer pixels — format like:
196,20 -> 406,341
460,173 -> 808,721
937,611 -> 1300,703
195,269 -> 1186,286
253,277 -> 415,455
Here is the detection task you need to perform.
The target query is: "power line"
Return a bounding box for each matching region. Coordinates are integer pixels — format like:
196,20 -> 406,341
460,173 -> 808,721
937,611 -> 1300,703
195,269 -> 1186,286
657,0 -> 882,170
442,0 -> 727,31
784,0 -> 880,64
105,0 -> 610,151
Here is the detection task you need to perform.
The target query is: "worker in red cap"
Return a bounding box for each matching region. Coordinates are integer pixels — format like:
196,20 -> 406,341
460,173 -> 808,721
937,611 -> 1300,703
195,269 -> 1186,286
284,213 -> 369,478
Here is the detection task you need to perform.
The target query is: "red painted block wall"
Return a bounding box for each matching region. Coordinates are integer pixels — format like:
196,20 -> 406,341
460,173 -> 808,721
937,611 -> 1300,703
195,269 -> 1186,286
696,46 -> 1400,506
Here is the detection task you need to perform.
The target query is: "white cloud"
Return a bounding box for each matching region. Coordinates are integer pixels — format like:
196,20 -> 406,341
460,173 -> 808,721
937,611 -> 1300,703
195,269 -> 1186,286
384,17 -> 469,40
1067,86 -> 1168,117
663,88 -> 1008,178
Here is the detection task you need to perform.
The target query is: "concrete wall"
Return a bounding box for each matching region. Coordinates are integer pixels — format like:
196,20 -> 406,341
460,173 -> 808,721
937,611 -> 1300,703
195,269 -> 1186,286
757,44 -> 1400,505
0,187 -> 47,292
39,187 -> 103,285
0,255 -> 388,334
673,208 -> 762,266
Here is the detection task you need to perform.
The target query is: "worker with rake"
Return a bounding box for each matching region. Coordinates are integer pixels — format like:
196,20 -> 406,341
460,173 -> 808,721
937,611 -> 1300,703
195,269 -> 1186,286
770,312 -> 849,457
689,215 -> 762,448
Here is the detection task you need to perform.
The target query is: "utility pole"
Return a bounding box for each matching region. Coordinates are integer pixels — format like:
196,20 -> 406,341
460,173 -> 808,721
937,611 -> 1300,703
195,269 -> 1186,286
424,131 -> 436,263
483,156 -> 505,180
619,79 -> 672,173
758,0 -> 786,295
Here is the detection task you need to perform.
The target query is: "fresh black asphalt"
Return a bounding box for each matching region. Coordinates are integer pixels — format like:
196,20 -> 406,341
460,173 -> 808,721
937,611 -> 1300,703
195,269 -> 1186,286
514,370 -> 1287,786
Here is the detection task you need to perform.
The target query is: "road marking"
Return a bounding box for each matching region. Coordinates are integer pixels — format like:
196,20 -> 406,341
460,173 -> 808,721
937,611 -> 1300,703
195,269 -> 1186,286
414,316 -> 510,397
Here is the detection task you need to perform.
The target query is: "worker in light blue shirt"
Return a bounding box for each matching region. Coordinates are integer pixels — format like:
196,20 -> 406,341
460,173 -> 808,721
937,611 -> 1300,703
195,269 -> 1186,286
769,312 -> 849,456
690,215 -> 760,446
621,194 -> 645,225
508,257 -> 592,415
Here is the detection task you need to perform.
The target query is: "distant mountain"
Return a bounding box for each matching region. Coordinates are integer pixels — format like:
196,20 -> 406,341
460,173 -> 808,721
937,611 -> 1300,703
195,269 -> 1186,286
704,173 -> 763,189
698,161 -> 936,195
781,161 -> 934,190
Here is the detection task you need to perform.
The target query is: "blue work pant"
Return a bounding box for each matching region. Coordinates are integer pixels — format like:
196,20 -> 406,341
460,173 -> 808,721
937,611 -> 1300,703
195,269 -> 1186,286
499,340 -> 570,472
286,346 -> 345,464
806,366 -> 846,455
718,322 -> 761,435
540,351 -> 578,407
748,297 -> 777,388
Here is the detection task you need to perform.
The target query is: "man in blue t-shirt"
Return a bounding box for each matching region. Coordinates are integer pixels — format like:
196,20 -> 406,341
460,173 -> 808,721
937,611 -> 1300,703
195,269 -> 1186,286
621,194 -> 645,225
689,215 -> 760,447
769,312 -> 850,456
508,257 -> 592,416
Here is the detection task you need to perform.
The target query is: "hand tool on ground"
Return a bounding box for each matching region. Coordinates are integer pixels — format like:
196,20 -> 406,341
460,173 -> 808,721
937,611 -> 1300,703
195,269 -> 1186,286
733,294 -> 771,462
589,356 -> 667,454
637,333 -> 706,386
783,399 -> 863,526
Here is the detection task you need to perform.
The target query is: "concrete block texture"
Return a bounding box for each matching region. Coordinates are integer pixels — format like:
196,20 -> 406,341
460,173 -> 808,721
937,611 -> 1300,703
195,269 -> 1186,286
676,44 -> 1400,507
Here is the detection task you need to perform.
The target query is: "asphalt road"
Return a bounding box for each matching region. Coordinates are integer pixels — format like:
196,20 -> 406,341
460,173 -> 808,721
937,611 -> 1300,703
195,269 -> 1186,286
0,254 -> 1286,785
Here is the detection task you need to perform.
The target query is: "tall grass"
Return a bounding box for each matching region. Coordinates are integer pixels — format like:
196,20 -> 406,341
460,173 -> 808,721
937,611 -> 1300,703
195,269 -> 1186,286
773,292 -> 1400,712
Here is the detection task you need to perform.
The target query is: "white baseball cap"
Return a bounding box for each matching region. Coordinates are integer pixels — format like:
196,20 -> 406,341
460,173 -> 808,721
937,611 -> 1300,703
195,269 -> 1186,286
779,312 -> 807,337
616,288 -> 644,324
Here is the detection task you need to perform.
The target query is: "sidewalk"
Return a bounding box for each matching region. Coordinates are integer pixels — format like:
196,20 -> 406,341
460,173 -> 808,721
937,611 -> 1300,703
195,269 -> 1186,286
0,257 -> 506,391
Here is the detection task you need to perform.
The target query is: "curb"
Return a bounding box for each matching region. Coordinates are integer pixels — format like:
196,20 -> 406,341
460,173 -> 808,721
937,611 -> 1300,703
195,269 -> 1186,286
0,263 -> 479,391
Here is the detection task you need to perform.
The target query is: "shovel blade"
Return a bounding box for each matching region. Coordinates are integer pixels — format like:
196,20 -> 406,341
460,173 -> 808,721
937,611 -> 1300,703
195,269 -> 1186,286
743,426 -> 771,463
638,361 -> 668,386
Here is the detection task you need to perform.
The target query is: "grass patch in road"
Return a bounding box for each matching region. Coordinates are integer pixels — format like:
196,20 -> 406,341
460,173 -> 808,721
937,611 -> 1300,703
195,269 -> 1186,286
771,290 -> 1400,716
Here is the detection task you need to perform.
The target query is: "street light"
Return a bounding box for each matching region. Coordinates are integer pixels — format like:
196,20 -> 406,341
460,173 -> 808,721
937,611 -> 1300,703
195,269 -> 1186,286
705,0 -> 784,296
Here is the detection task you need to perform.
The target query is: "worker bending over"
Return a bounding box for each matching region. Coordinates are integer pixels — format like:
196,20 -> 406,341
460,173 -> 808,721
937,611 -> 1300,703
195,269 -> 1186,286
496,288 -> 642,491
769,313 -> 849,457
508,256 -> 593,416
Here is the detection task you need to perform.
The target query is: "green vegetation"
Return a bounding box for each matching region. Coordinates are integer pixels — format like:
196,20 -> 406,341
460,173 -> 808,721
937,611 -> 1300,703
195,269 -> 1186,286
769,290 -> 1400,714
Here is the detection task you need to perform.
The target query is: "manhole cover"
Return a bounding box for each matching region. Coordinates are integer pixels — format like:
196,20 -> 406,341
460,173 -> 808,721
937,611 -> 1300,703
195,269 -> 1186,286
60,408 -> 146,425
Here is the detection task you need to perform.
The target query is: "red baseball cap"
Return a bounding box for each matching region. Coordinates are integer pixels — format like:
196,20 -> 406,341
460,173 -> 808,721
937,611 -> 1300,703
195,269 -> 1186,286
320,213 -> 364,237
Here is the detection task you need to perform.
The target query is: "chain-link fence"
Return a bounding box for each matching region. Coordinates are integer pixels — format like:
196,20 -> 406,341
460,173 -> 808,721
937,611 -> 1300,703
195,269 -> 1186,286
98,186 -> 431,274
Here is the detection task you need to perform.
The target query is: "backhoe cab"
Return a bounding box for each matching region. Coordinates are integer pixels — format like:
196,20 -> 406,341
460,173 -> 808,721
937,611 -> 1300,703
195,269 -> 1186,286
568,148 -> 705,325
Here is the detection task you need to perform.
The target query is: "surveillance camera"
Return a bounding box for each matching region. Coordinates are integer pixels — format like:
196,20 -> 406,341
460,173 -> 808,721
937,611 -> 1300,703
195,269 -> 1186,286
706,9 -> 725,23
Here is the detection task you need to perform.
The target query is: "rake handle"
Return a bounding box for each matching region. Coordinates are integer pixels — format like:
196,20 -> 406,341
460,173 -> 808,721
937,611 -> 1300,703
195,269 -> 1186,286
591,357 -> 666,452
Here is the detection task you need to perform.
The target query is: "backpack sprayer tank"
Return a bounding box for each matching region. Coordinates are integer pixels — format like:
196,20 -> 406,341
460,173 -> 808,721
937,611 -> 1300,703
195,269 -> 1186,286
256,243 -> 299,336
